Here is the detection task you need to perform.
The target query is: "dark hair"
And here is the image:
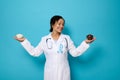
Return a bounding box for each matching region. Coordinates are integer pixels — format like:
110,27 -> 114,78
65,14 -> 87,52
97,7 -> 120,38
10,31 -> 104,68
50,15 -> 65,32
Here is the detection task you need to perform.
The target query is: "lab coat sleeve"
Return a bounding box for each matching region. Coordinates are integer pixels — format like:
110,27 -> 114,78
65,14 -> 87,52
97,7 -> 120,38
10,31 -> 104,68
20,38 -> 44,57
67,36 -> 90,57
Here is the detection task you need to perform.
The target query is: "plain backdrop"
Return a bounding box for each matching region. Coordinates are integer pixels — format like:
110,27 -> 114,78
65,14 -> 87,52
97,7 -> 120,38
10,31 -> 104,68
0,0 -> 120,80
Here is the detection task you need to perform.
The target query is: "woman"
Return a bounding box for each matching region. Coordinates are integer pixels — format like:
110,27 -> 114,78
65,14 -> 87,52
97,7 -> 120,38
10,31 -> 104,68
15,15 -> 95,80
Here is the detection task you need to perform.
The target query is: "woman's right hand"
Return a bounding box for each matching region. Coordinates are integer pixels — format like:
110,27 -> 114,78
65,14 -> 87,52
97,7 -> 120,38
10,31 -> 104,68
14,36 -> 25,42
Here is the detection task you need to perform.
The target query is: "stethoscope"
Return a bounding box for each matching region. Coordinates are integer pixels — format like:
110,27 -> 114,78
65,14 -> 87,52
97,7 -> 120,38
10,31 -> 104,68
46,38 -> 68,53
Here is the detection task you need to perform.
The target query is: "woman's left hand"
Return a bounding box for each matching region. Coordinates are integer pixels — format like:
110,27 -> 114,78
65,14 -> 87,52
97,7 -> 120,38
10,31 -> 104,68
85,37 -> 96,44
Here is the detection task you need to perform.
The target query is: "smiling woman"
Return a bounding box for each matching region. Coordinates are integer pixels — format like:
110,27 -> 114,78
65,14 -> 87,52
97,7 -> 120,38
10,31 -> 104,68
50,15 -> 65,33
1,0 -> 120,80
14,15 -> 95,80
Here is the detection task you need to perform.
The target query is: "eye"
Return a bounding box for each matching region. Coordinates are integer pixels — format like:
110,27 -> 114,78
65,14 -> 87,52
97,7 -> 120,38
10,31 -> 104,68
62,23 -> 64,26
59,23 -> 64,26
58,23 -> 61,25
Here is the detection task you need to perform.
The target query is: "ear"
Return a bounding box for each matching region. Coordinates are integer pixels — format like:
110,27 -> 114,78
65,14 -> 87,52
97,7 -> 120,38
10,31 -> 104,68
52,24 -> 55,28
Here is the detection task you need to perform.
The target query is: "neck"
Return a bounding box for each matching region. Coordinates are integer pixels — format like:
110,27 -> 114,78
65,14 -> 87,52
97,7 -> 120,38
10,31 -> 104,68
51,31 -> 61,40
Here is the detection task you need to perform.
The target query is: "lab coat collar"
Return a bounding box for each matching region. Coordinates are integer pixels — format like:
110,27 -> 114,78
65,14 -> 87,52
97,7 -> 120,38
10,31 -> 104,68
48,33 -> 64,44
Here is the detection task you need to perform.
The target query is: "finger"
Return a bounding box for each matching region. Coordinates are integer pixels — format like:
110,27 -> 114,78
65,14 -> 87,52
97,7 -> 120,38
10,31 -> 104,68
14,36 -> 18,40
93,37 -> 96,40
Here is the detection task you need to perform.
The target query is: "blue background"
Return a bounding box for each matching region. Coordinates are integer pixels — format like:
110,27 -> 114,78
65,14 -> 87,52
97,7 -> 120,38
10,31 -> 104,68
0,0 -> 120,80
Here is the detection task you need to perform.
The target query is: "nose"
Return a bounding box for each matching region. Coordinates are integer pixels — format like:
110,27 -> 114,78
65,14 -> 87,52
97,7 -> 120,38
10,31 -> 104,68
60,24 -> 64,28
60,25 -> 64,30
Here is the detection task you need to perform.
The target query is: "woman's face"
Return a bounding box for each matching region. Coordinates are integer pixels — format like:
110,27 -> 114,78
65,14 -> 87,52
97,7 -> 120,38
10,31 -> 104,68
52,19 -> 64,33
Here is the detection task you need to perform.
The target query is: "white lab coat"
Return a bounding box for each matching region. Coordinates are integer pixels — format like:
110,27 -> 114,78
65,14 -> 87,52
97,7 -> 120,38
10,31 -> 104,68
21,33 -> 89,80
